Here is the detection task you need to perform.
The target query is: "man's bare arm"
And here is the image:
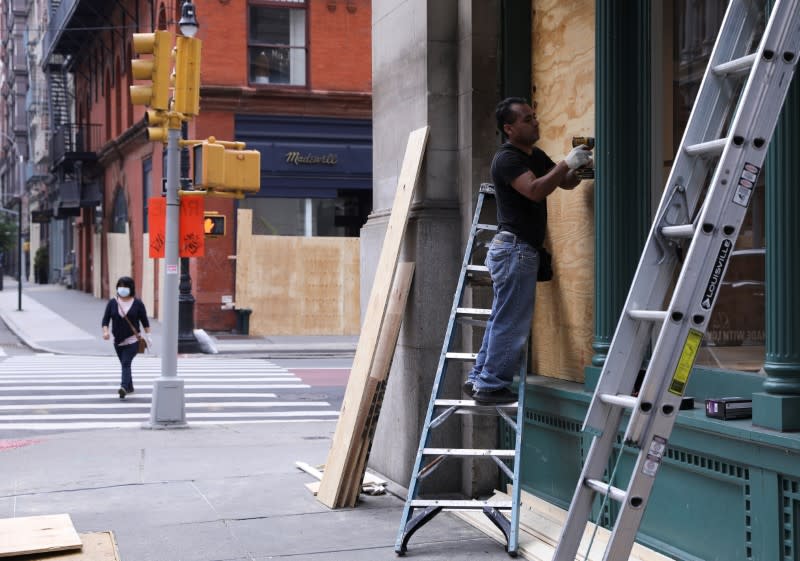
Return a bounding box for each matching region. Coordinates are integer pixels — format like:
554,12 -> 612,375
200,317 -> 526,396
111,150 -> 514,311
510,161 -> 580,202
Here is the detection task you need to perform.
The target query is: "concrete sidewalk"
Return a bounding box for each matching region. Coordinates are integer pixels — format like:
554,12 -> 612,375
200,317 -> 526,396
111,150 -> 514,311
0,278 -> 358,358
1,422 -> 509,561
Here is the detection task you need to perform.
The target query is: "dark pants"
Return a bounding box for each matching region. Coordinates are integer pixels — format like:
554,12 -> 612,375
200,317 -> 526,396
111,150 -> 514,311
114,342 -> 139,391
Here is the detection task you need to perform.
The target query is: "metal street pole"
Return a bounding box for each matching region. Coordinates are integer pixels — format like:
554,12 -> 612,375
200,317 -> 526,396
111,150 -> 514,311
146,123 -> 187,428
1,130 -> 24,311
17,154 -> 22,311
178,121 -> 201,353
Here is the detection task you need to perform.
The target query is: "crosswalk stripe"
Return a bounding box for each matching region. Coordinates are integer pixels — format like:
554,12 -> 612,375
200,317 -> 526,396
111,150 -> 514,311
0,384 -> 310,391
0,393 -> 280,401
0,372 -> 298,385
0,401 -> 330,411
0,354 -> 341,432
0,411 -> 340,420
0,419 -> 337,430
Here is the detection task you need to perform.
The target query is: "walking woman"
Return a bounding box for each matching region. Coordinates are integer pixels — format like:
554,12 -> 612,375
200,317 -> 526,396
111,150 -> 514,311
102,276 -> 151,399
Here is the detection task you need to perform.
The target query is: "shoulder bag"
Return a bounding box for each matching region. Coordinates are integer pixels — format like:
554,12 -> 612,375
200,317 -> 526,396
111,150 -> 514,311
120,302 -> 148,353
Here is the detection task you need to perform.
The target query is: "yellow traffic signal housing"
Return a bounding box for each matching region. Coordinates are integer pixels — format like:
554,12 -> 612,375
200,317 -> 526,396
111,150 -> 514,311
130,30 -> 172,111
223,149 -> 261,193
144,109 -> 169,143
203,213 -> 226,237
174,36 -> 202,116
193,138 -> 261,197
193,141 -> 226,188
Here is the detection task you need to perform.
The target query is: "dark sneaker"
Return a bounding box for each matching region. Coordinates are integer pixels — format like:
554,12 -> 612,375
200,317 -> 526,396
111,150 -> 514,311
472,387 -> 517,405
462,379 -> 475,398
118,387 -> 126,399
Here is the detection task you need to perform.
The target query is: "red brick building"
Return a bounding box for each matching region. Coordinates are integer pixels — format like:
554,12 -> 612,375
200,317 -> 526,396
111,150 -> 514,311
42,0 -> 372,330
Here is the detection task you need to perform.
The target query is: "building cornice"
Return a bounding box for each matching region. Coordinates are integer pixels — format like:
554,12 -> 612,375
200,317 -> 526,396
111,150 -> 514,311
199,86 -> 372,118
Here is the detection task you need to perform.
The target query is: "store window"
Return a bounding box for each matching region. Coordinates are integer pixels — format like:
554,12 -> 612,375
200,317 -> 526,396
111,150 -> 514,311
663,0 -> 766,371
240,191 -> 371,238
248,1 -> 307,86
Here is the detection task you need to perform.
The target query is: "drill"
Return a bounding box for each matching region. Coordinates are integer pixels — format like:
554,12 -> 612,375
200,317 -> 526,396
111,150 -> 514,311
572,136 -> 594,180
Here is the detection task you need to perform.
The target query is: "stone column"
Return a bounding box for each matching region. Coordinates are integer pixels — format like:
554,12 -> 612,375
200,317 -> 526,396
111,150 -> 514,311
753,76 -> 800,431
590,2 -> 651,380
367,0 -> 464,492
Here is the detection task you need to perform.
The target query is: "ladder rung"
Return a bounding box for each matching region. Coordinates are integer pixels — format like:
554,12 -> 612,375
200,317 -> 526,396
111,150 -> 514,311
713,53 -> 756,77
456,307 -> 491,317
660,224 -> 695,238
684,138 -> 726,157
445,352 -> 477,361
423,447 -> 515,458
476,223 -> 498,232
598,393 -> 638,410
466,265 -> 489,275
410,499 -> 512,509
434,399 -> 517,409
627,309 -> 668,322
585,478 -> 627,503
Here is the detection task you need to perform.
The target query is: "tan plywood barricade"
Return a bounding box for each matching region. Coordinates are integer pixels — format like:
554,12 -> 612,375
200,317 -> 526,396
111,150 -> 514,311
235,209 -> 361,335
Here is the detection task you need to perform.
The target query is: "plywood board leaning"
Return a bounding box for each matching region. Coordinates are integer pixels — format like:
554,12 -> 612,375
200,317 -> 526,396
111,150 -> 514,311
339,261 -> 415,507
317,126 -> 429,508
0,514 -> 82,558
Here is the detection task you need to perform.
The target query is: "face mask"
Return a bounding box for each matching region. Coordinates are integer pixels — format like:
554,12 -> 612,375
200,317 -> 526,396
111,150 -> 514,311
117,287 -> 131,298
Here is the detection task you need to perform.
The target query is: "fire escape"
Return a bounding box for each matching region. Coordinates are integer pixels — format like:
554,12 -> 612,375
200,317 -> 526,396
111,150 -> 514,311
42,0 -> 113,219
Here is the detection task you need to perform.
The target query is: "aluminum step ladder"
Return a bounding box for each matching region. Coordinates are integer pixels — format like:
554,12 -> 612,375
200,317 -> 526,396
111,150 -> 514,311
395,183 -> 527,557
554,1 -> 800,560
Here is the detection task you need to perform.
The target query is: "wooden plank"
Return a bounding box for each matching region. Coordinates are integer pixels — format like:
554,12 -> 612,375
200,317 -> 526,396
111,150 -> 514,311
0,514 -> 82,558
316,124 -> 428,509
339,261 -> 416,506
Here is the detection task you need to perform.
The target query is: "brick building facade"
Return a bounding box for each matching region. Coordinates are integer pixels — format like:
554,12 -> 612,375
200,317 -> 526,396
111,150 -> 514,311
41,0 -> 372,330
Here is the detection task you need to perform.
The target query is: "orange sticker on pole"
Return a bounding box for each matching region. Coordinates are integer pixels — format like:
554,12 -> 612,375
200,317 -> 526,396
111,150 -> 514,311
148,197 -> 166,258
179,194 -> 205,257
147,195 -> 206,258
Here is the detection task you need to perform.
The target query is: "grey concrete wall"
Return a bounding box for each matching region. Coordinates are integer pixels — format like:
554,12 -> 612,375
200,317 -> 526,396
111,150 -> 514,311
364,0 -> 501,495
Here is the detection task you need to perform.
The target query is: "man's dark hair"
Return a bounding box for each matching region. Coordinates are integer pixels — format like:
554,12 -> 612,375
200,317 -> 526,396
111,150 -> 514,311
496,97 -> 527,134
116,275 -> 136,297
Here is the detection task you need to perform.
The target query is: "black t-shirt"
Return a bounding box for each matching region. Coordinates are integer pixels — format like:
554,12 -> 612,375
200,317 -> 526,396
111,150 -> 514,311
490,143 -> 556,248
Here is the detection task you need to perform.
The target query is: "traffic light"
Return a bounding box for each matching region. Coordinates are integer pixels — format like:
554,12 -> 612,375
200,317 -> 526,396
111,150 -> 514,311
193,138 -> 261,198
174,36 -> 202,116
144,109 -> 168,143
130,30 -> 173,111
203,213 -> 226,237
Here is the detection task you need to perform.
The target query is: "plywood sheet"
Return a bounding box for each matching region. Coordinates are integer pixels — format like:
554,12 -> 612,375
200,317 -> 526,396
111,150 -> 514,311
20,532 -> 121,561
235,214 -> 361,335
454,489 -> 671,561
0,514 -> 82,558
317,126 -> 429,508
530,1 -> 596,382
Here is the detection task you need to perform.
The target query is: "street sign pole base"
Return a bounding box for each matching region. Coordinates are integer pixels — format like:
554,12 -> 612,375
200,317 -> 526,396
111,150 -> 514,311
144,378 -> 188,429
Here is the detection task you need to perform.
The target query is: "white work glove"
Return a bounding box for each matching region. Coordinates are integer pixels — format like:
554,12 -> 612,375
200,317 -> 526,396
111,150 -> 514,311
565,145 -> 593,170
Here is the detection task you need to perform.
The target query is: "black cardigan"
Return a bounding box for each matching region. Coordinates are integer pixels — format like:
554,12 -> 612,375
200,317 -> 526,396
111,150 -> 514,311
102,298 -> 150,345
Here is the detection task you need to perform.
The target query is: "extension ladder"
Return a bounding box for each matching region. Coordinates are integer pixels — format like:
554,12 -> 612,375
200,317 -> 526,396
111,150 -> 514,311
395,184 -> 527,557
554,1 -> 800,560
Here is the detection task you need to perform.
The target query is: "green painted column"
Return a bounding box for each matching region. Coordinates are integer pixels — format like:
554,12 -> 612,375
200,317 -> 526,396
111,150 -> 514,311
590,2 -> 651,379
753,72 -> 800,431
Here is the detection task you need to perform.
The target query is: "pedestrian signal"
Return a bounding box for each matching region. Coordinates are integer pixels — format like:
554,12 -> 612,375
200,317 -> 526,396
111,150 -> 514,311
204,213 -> 226,237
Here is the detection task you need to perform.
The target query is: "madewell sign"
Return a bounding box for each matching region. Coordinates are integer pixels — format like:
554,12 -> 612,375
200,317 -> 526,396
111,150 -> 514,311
285,151 -> 338,166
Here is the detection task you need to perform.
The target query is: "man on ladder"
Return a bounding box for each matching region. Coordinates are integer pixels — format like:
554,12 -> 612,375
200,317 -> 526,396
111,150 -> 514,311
466,97 -> 593,405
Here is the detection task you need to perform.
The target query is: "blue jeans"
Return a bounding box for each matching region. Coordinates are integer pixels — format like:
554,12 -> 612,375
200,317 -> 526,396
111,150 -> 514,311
115,342 -> 139,391
469,232 -> 539,391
